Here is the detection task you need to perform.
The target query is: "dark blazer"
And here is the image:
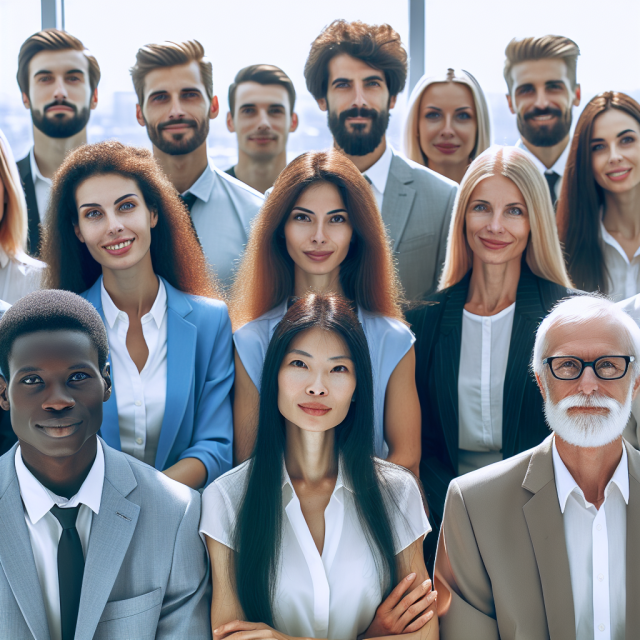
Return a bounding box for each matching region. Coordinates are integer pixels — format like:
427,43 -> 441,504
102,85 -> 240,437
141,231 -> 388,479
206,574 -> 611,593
0,300 -> 15,456
16,154 -> 41,257
406,263 -> 574,525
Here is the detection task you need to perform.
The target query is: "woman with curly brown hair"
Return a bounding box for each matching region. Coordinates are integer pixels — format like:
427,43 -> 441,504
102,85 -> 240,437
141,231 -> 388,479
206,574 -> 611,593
230,149 -> 421,475
41,141 -> 233,489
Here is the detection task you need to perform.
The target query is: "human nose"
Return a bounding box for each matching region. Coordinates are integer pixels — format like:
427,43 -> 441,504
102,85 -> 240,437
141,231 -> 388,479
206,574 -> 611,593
306,372 -> 328,396
533,88 -> 550,111
168,95 -> 186,119
576,366 -> 600,395
352,82 -> 367,108
608,143 -> 623,165
310,220 -> 327,244
52,77 -> 68,102
105,210 -> 124,236
257,109 -> 271,130
486,210 -> 504,234
440,114 -> 455,138
43,380 -> 75,412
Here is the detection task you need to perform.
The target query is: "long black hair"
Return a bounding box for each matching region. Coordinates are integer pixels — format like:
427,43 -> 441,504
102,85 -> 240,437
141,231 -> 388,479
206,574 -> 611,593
232,292 -> 398,625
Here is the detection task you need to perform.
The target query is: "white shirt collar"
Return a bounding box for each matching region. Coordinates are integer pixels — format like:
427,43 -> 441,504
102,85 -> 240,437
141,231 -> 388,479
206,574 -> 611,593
552,437 -> 629,513
0,245 -> 9,269
363,143 -> 393,196
281,457 -> 354,506
29,147 -> 52,185
515,138 -> 570,177
600,220 -> 640,262
100,276 -> 167,330
182,161 -> 215,203
15,438 -> 105,526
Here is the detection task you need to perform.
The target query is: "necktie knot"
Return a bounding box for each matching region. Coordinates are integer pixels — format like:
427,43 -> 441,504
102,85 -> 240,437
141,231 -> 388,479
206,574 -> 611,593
179,192 -> 198,212
50,504 -> 81,530
545,171 -> 560,206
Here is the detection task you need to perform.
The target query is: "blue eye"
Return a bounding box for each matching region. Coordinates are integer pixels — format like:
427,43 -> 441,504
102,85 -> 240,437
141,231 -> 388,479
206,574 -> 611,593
591,143 -> 605,152
119,202 -> 135,212
472,203 -> 487,212
506,207 -> 523,216
85,209 -> 102,219
456,112 -> 472,120
425,112 -> 441,119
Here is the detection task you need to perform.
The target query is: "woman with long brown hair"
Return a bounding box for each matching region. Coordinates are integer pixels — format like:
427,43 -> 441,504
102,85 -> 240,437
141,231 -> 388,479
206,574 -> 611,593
557,91 -> 640,300
230,150 -> 420,475
41,141 -> 233,489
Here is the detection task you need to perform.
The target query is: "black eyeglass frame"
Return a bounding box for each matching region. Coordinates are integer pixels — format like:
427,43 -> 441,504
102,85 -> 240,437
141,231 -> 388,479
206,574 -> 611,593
542,355 -> 636,381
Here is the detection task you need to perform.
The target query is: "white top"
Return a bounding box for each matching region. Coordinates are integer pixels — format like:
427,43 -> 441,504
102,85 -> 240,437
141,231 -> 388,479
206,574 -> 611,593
29,146 -> 52,221
457,303 -> 515,474
15,440 -> 104,640
552,438 -> 627,640
101,278 -> 168,466
200,458 -> 430,640
515,138 -> 569,202
600,221 -> 640,302
362,143 -> 393,210
0,246 -> 44,304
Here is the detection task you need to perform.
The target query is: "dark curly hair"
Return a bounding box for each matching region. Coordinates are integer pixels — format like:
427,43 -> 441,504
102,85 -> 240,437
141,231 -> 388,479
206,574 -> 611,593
41,140 -> 220,298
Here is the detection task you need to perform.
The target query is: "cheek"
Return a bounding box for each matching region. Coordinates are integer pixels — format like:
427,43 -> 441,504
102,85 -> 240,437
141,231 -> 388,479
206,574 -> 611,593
508,219 -> 531,244
419,119 -> 439,142
331,226 -> 353,252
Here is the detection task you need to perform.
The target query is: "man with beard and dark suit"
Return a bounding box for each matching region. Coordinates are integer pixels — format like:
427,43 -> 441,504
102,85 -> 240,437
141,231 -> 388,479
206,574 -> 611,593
504,35 -> 581,207
16,29 -> 100,256
304,20 -> 458,300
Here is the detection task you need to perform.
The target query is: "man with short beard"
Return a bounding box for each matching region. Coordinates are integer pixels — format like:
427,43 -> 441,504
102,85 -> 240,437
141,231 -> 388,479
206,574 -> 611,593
131,41 -> 263,288
435,295 -> 640,640
305,20 -> 458,300
504,35 -> 581,206
16,29 -> 100,256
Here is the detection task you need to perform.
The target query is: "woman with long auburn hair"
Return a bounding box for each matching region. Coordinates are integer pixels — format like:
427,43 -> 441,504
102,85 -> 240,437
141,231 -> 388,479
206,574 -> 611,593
41,141 -> 233,489
201,293 -> 437,640
230,150 -> 420,475
557,91 -> 640,299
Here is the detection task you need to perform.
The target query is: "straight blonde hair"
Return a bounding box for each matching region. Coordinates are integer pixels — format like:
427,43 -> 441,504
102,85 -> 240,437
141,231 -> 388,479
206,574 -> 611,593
439,146 -> 572,290
0,130 -> 29,258
403,69 -> 492,167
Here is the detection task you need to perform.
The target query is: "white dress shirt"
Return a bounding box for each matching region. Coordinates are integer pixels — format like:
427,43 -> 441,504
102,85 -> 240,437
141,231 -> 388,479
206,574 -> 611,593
600,222 -> 640,301
362,143 -> 393,211
552,438 -> 627,640
457,303 -> 515,474
15,440 -> 104,640
29,147 -> 52,221
200,459 -> 430,640
515,138 -> 569,202
0,246 -> 44,304
101,278 -> 167,466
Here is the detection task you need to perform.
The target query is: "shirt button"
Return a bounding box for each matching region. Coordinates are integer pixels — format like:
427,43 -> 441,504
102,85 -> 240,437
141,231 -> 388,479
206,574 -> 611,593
135,400 -> 142,406
136,437 -> 143,445
599,624 -> 605,631
598,573 -> 604,581
596,524 -> 602,531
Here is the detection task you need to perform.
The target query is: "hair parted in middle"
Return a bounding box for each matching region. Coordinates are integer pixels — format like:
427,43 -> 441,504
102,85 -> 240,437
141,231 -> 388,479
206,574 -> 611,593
228,64 -> 296,115
304,20 -> 407,101
130,40 -> 213,106
41,140 -> 220,299
229,149 -> 403,330
439,145 -> 573,290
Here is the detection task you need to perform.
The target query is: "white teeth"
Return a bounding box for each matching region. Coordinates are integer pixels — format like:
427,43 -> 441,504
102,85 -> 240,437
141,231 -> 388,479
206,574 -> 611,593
609,170 -> 630,177
107,239 -> 133,250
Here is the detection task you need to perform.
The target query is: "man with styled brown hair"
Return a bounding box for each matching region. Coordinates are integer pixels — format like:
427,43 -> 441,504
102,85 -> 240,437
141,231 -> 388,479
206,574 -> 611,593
305,20 -> 457,300
131,40 -> 263,288
504,35 -> 581,205
16,29 -> 100,256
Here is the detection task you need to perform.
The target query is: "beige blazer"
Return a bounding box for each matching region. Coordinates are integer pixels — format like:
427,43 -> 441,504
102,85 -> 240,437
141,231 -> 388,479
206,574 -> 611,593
435,435 -> 640,640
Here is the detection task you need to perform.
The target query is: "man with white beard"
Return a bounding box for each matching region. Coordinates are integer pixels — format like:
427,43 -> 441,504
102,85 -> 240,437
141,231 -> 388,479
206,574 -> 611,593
434,295 -> 640,640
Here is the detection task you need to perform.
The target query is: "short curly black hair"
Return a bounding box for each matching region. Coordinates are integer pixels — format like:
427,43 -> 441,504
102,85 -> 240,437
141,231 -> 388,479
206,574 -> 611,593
0,290 -> 109,379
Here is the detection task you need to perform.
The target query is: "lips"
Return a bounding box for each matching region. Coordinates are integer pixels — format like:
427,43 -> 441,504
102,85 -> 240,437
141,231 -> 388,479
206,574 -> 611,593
298,402 -> 331,416
103,238 -> 134,255
434,143 -> 460,155
606,168 -> 632,181
304,251 -> 334,262
479,237 -> 511,250
36,420 -> 82,438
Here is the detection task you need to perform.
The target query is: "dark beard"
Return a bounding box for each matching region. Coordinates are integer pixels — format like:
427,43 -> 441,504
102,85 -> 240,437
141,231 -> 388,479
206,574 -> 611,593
328,106 -> 389,156
517,106 -> 572,148
31,100 -> 90,139
146,117 -> 209,156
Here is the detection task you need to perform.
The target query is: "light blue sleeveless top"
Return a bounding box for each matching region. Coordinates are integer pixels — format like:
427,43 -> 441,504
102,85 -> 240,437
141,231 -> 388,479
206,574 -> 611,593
233,300 -> 415,458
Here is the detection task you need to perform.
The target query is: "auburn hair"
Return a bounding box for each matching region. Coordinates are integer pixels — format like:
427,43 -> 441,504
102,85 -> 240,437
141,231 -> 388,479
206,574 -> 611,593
229,149 -> 403,329
41,141 -> 220,298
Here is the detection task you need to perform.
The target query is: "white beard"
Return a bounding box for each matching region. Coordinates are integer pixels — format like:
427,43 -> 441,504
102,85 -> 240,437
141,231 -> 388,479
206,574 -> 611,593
543,384 -> 633,448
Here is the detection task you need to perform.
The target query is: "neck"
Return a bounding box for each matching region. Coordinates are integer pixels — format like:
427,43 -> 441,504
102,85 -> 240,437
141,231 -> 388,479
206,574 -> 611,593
152,142 -> 208,194
465,255 -> 522,315
555,435 -> 623,509
102,253 -> 159,318
19,436 -> 97,499
602,182 -> 640,238
427,158 -> 468,184
32,127 -> 88,179
234,149 -> 287,194
285,420 -> 337,485
520,134 -> 569,170
293,264 -> 344,298
336,136 -> 387,173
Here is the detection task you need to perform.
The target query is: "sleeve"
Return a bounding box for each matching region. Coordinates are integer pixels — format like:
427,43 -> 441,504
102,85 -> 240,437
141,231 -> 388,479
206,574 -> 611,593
199,479 -> 237,551
233,322 -> 268,392
377,317 -> 415,379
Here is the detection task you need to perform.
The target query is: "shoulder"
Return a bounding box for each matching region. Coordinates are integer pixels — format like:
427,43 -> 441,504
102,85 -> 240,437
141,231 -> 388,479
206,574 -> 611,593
375,459 -> 421,496
235,306 -> 283,342
11,252 -> 45,272
533,275 -> 580,311
391,151 -> 458,195
405,288 -> 450,327
360,311 -> 413,343
212,164 -> 264,207
206,459 -> 252,505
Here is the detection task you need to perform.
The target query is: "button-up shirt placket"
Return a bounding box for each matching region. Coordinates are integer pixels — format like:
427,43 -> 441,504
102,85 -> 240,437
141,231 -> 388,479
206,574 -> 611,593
480,316 -> 492,447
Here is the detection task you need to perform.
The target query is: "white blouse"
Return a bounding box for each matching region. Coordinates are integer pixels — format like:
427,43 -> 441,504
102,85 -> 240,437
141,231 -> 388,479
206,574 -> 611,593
458,303 -> 515,475
601,222 -> 640,302
200,459 -> 430,640
0,247 -> 44,304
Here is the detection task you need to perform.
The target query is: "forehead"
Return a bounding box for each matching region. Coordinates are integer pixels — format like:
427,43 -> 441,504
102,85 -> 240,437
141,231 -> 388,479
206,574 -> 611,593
294,182 -> 345,210
420,82 -> 475,109
286,327 -> 350,358
510,58 -> 571,89
75,174 -> 142,206
29,49 -> 89,77
9,330 -> 98,372
143,61 -> 205,98
593,109 -> 640,138
545,315 -> 631,358
469,174 -> 523,203
328,54 -> 386,84
235,82 -> 290,110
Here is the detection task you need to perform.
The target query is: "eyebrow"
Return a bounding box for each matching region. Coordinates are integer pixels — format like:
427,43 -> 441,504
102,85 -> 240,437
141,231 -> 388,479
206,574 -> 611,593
331,74 -> 384,86
68,362 -> 94,370
239,102 -> 286,109
286,349 -> 352,361
425,105 -> 473,111
591,129 -> 637,143
79,193 -> 137,209
14,366 -> 43,375
291,206 -> 347,216
470,199 -> 525,207
34,68 -> 85,77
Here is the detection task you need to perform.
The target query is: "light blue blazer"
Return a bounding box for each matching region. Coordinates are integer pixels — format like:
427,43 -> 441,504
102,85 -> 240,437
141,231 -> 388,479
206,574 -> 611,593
82,277 -> 233,485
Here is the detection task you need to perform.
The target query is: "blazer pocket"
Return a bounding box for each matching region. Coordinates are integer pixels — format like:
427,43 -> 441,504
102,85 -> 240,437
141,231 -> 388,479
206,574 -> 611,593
95,587 -> 163,640
397,231 -> 435,252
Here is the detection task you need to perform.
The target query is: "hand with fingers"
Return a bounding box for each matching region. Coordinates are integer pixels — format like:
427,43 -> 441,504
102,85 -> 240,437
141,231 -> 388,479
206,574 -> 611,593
359,573 -> 437,639
213,620 -> 295,640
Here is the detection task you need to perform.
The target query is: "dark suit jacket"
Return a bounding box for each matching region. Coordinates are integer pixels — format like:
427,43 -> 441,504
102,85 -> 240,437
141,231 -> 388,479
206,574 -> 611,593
0,300 -> 15,456
16,154 -> 41,257
405,263 -> 574,525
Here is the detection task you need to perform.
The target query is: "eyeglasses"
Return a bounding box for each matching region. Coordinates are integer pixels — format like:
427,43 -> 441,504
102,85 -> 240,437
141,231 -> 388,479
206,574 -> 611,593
543,355 -> 635,381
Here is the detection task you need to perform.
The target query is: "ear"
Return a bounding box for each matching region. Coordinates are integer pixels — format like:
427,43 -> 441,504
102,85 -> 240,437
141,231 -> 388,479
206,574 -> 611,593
73,223 -> 86,244
135,103 -> 146,127
226,111 -> 235,133
535,372 -> 547,401
0,375 -> 9,412
317,97 -> 328,112
22,92 -> 31,110
389,95 -> 397,110
102,362 -> 111,402
149,207 -> 159,229
209,95 -> 220,120
506,93 -> 515,115
632,372 -> 640,401
290,112 -> 299,133
573,84 -> 581,107
90,87 -> 98,110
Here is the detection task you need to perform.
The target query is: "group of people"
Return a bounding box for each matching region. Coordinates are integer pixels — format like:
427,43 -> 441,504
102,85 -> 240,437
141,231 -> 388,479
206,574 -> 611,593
0,17 -> 639,640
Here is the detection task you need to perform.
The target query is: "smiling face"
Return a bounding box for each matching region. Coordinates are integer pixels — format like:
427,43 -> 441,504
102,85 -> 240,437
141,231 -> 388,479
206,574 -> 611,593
73,173 -> 158,273
277,327 -> 356,433
284,181 -> 353,280
465,174 -> 531,267
590,109 -> 640,195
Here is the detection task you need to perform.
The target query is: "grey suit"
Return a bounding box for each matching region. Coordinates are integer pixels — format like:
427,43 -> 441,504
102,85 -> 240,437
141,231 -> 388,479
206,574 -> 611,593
0,439 -> 212,640
435,435 -> 640,640
381,151 -> 458,300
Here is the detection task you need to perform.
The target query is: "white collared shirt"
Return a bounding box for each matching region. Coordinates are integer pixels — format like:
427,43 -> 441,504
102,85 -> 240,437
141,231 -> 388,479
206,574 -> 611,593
0,245 -> 44,304
515,138 -> 569,202
200,458 -> 430,640
29,147 -> 52,221
552,438 -> 627,640
600,221 -> 640,301
101,277 -> 167,466
362,143 -> 393,211
15,440 -> 105,640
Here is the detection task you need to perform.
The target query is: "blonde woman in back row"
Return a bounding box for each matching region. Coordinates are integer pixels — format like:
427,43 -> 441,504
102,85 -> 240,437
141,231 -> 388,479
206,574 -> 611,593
403,69 -> 492,184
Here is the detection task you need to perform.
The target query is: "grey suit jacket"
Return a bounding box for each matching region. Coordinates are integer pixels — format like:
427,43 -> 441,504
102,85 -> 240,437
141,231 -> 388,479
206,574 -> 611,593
0,439 -> 212,640
381,151 -> 458,300
435,435 -> 640,640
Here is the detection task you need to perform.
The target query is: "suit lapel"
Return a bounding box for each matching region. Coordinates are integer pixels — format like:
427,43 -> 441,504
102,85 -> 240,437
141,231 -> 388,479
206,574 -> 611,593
17,154 -> 41,257
625,442 -> 640,639
381,153 -> 416,251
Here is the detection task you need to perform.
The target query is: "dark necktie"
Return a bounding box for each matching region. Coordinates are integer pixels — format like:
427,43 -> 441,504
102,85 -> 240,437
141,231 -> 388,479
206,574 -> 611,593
178,192 -> 203,246
363,174 -> 372,186
50,505 -> 84,640
545,171 -> 560,207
